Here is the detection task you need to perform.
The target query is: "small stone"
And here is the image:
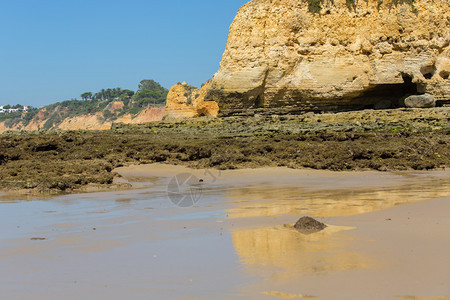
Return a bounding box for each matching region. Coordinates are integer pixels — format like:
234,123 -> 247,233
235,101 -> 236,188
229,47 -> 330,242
293,216 -> 327,234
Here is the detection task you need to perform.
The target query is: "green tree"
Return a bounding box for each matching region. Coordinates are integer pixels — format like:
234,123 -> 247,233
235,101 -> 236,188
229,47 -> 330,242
115,87 -> 122,97
100,89 -> 106,100
121,89 -> 134,98
138,79 -> 164,91
81,92 -> 92,100
133,79 -> 168,107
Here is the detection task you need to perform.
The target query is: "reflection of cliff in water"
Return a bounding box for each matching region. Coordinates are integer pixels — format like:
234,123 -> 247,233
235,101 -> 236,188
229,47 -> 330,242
228,173 -> 449,278
232,225 -> 372,277
225,177 -> 450,219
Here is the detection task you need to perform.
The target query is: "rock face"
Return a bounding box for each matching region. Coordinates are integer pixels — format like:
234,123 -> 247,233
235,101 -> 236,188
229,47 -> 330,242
58,113 -> 112,130
115,107 -> 165,124
205,0 -> 450,115
404,93 -> 436,108
164,81 -> 219,120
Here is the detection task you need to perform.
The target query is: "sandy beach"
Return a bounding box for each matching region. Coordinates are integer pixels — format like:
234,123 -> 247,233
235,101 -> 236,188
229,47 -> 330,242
0,164 -> 449,299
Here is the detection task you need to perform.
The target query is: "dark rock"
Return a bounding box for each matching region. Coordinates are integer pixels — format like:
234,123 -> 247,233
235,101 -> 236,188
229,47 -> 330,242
294,216 -> 327,234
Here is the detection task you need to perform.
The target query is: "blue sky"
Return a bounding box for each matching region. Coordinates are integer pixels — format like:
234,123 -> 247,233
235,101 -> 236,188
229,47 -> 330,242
0,0 -> 248,107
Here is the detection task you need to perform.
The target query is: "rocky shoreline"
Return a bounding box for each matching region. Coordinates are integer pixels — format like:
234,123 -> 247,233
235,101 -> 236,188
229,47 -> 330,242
0,108 -> 449,194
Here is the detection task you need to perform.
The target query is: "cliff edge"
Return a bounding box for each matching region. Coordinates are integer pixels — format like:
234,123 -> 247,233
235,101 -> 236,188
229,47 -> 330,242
205,0 -> 450,115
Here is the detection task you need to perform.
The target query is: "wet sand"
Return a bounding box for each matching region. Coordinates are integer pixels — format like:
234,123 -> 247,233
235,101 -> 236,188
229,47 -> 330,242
0,164 -> 449,299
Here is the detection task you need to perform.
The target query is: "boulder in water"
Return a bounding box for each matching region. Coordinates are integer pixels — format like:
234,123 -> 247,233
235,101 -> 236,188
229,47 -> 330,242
294,216 -> 327,234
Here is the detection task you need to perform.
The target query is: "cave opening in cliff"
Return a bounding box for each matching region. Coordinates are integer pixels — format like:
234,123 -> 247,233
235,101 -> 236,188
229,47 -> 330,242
354,74 -> 418,109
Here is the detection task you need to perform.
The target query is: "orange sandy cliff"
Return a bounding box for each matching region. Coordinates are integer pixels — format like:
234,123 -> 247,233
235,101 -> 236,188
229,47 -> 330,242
0,106 -> 165,133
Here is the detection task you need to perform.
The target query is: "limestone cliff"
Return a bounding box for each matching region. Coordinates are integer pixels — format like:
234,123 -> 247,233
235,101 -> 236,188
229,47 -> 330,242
205,0 -> 450,114
164,81 -> 219,120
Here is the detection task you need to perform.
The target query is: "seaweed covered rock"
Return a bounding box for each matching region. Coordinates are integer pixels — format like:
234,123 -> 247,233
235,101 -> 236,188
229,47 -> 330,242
294,216 -> 327,233
205,0 -> 450,115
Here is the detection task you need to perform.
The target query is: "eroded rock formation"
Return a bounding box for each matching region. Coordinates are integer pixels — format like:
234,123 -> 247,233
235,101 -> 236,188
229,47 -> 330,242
164,81 -> 219,120
205,0 -> 450,115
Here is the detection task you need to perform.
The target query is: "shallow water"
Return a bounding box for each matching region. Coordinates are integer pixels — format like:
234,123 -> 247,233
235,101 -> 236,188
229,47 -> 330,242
0,166 -> 449,299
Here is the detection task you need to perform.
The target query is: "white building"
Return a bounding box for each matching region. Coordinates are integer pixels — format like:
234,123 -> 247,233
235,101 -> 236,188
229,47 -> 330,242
0,105 -> 29,114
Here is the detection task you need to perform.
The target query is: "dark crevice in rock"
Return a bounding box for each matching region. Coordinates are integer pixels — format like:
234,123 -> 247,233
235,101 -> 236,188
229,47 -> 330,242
252,69 -> 269,108
346,74 -> 419,109
421,64 -> 437,80
254,95 -> 264,108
